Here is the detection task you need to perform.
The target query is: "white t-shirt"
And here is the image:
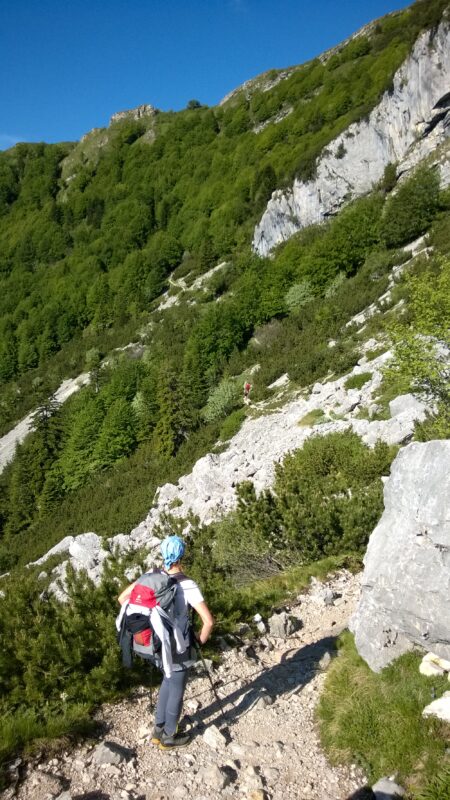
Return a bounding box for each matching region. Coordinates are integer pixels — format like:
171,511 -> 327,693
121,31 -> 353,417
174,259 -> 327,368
174,577 -> 204,634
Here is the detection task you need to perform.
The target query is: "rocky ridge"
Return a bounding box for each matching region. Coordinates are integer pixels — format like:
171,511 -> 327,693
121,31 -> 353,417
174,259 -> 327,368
253,19 -> 450,256
34,351 -> 429,599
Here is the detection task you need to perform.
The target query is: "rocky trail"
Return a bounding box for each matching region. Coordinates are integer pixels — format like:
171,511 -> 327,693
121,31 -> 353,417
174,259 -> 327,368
4,571 -> 371,800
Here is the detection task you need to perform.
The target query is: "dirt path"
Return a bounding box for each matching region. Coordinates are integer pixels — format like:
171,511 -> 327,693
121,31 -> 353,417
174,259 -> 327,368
5,571 -> 366,800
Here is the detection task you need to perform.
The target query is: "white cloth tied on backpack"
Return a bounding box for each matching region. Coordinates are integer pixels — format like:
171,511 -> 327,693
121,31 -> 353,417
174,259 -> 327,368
150,605 -> 187,678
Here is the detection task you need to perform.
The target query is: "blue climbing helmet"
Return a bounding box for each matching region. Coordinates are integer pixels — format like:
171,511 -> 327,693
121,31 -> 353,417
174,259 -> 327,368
160,535 -> 186,569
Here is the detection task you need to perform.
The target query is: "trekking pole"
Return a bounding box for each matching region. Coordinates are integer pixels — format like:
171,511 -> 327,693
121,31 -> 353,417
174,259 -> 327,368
148,663 -> 154,712
194,640 -> 228,722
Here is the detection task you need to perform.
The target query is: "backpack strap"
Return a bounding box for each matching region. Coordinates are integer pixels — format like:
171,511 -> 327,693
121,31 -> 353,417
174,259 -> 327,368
167,572 -> 189,583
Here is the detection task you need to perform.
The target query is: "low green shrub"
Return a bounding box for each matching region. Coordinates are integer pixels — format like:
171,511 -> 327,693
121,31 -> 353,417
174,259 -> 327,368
219,407 -> 246,441
380,166 -> 441,248
189,431 -> 395,588
365,346 -> 388,361
415,403 -> 450,442
202,377 -> 242,423
0,558 -> 154,785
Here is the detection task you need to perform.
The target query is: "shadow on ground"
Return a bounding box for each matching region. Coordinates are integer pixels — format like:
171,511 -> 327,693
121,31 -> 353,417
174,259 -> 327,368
190,634 -> 338,731
73,795 -> 146,800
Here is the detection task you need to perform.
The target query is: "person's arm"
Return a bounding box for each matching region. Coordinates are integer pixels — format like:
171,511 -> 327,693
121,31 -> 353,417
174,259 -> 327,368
118,582 -> 135,605
192,600 -> 214,645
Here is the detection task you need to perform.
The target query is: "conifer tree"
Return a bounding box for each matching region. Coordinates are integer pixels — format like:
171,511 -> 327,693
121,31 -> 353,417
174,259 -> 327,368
5,446 -> 37,535
60,394 -> 105,489
179,341 -> 207,431
154,367 -> 182,458
92,398 -> 137,469
17,322 -> 39,372
0,321 -> 17,383
198,235 -> 215,273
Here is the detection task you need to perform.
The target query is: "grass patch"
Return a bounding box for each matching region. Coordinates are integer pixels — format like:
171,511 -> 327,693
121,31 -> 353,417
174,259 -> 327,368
317,631 -> 450,795
416,766 -> 450,800
373,371 -> 412,418
365,346 -> 388,361
169,497 -> 183,509
344,372 -> 373,391
298,408 -> 325,426
219,407 -> 246,441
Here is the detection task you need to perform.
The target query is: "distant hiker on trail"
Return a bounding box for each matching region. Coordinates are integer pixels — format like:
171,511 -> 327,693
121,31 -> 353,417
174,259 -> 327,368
116,535 -> 213,749
243,380 -> 252,405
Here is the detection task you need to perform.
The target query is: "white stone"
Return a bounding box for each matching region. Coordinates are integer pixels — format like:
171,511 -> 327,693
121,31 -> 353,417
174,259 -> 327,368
420,652 -> 450,677
422,692 -> 450,723
372,776 -> 406,798
268,373 -> 289,389
242,765 -> 264,792
31,537 -> 75,567
197,764 -> 230,790
389,394 -> 427,420
91,741 -> 131,766
69,533 -> 105,570
202,724 -> 227,751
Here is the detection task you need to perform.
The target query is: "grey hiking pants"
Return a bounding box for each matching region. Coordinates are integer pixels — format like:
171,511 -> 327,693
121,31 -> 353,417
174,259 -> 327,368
155,668 -> 189,736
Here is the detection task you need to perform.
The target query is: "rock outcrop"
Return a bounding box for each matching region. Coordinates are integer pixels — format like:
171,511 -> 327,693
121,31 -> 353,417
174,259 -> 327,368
109,104 -> 158,125
253,20 -> 450,256
350,440 -> 450,672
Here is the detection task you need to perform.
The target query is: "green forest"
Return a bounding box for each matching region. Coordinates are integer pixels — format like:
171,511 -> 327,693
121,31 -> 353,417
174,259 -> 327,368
0,0 -> 449,794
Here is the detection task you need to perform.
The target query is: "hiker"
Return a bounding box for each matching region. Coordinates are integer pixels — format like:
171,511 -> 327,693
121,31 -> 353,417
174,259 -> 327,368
116,534 -> 213,748
243,380 -> 252,405
152,535 -> 214,748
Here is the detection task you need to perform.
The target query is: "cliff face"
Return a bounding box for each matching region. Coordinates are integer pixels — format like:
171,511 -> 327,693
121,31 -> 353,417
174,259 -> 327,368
253,20 -> 450,256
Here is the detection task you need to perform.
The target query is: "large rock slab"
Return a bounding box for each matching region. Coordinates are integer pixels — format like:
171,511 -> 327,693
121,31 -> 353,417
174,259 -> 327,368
350,440 -> 450,672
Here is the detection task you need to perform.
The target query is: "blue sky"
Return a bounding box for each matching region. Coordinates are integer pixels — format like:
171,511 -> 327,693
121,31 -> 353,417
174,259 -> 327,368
1,0 -> 411,149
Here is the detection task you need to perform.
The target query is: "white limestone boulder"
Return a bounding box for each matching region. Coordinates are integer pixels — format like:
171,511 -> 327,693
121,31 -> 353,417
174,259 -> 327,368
422,691 -> 450,723
350,440 -> 450,671
389,393 -> 428,420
